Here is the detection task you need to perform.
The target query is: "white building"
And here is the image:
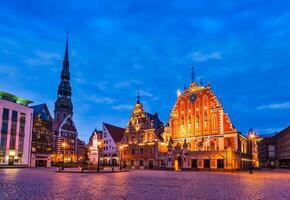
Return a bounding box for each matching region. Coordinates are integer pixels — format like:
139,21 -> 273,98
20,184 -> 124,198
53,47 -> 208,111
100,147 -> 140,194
0,91 -> 33,166
102,122 -> 124,165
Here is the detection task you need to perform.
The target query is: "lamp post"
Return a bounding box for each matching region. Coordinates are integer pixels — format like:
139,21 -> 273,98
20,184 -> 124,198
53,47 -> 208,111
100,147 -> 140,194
97,141 -> 102,172
119,146 -> 123,170
61,142 -> 67,170
248,129 -> 256,174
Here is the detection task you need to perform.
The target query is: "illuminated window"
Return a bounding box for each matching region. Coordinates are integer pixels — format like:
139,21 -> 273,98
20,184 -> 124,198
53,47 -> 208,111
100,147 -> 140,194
197,141 -> 203,150
210,141 -> 215,150
212,114 -> 218,131
196,115 -> 199,128
204,112 -> 208,127
203,95 -> 208,107
188,116 -> 191,128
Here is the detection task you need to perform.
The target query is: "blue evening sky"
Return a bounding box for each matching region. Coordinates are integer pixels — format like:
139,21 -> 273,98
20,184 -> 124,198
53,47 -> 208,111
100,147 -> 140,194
0,1 -> 290,142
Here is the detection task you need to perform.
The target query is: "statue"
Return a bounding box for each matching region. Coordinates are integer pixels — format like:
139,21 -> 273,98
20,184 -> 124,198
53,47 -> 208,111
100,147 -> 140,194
92,133 -> 99,150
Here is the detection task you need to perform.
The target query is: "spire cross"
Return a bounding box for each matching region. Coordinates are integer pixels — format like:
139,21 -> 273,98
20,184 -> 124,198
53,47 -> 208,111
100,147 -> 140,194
137,88 -> 140,103
191,66 -> 195,83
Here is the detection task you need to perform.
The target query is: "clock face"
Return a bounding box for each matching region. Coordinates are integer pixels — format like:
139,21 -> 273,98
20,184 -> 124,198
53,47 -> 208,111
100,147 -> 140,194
190,94 -> 197,103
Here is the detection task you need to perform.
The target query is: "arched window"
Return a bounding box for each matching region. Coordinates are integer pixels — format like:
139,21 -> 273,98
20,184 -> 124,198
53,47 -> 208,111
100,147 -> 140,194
197,141 -> 203,150
139,134 -> 144,142
210,140 -> 215,150
187,142 -> 192,150
204,112 -> 208,127
181,117 -> 185,126
196,115 -> 199,128
212,114 -> 218,131
203,95 -> 208,109
188,116 -> 191,128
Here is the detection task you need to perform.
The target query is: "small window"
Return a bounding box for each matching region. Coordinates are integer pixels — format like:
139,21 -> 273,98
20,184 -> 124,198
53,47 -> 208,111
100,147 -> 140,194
139,160 -> 144,166
149,147 -> 153,154
140,147 -> 144,155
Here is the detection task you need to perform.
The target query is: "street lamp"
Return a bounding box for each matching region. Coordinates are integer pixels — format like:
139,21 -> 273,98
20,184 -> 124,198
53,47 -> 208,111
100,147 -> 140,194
97,141 -> 102,172
61,142 -> 67,170
119,146 -> 123,170
248,129 -> 256,174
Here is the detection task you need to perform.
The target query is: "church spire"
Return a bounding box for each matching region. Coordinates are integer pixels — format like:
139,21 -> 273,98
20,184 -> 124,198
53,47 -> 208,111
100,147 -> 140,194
61,32 -> 70,80
54,34 -> 73,116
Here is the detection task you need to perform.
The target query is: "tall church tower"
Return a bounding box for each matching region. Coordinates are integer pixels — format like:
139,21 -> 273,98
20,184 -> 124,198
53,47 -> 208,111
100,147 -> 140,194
54,34 -> 73,121
52,34 -> 78,163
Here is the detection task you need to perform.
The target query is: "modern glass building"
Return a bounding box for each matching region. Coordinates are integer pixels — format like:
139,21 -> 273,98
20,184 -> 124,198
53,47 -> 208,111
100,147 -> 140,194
0,91 -> 33,166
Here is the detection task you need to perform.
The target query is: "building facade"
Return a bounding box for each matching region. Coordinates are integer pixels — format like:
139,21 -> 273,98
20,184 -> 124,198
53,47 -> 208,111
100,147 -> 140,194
52,36 -> 78,163
257,136 -> 276,168
258,126 -> 290,168
30,104 -> 53,167
101,122 -> 124,166
119,75 -> 252,171
0,91 -> 33,166
76,138 -> 86,163
162,81 -> 252,171
120,95 -> 165,169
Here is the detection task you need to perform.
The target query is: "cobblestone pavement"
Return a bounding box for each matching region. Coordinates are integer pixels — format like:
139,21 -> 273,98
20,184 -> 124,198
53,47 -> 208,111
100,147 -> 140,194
0,168 -> 290,200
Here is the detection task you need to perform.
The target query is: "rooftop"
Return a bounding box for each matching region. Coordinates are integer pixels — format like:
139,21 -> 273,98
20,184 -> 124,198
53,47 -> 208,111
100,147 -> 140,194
0,91 -> 33,106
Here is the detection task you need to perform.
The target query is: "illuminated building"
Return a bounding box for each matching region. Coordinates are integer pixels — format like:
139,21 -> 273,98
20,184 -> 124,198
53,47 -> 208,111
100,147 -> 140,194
101,122 -> 124,166
119,93 -> 165,169
0,91 -> 33,166
163,72 -> 252,170
51,35 -> 78,163
76,139 -> 86,163
30,104 -> 53,167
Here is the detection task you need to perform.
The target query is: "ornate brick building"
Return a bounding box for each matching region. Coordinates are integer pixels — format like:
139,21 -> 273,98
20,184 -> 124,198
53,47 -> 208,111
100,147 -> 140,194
120,94 -> 165,169
51,35 -> 78,163
120,71 -> 252,171
162,77 -> 252,170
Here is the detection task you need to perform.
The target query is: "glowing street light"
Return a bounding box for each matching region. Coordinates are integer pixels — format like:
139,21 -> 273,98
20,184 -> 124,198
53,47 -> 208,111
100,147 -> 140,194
248,128 -> 256,174
119,146 -> 123,170
61,142 -> 67,170
97,140 -> 103,172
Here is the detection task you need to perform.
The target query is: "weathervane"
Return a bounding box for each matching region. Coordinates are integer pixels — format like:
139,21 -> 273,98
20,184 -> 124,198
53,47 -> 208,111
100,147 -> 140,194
137,88 -> 140,103
192,66 -> 195,83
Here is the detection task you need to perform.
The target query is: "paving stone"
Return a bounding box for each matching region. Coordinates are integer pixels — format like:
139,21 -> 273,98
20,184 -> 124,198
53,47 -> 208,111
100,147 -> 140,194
0,168 -> 290,200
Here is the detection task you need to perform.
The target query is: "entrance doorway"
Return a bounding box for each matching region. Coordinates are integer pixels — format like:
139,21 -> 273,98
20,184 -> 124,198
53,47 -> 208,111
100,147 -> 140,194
149,160 -> 154,169
36,160 -> 47,167
174,156 -> 182,170
191,159 -> 197,168
217,159 -> 224,169
204,159 -> 210,169
8,156 -> 14,165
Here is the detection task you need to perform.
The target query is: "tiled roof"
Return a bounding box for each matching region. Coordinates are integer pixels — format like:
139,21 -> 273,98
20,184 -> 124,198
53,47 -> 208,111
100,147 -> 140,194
30,103 -> 52,121
146,112 -> 163,129
275,126 -> 290,138
103,122 -> 125,143
145,112 -> 164,140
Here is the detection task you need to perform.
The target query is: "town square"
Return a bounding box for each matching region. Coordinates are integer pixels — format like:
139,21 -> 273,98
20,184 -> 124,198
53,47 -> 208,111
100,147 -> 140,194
1,168 -> 290,200
0,0 -> 290,200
